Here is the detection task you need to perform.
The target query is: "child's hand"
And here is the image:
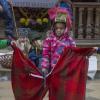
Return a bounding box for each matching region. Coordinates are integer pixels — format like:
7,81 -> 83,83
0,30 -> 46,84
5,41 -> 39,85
11,38 -> 31,53
93,47 -> 100,54
16,37 -> 31,52
93,47 -> 98,51
11,40 -> 16,45
34,40 -> 43,49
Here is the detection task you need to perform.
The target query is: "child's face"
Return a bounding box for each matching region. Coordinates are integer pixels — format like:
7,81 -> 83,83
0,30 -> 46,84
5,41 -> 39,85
54,23 -> 66,37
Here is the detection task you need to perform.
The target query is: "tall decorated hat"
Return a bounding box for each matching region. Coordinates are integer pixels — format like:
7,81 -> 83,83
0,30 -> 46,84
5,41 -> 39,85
48,0 -> 73,32
54,11 -> 67,23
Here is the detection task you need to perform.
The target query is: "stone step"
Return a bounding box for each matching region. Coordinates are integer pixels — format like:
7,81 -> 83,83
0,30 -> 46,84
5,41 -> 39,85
76,40 -> 100,47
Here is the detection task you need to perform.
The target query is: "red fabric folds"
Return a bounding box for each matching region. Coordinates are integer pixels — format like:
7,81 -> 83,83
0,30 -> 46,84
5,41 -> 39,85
11,46 -> 47,100
11,46 -> 94,100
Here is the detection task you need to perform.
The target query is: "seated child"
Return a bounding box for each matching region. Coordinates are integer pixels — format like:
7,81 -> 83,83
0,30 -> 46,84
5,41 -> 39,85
28,32 -> 43,67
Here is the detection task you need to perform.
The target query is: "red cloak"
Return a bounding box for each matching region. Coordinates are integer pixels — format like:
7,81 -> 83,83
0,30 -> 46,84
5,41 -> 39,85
11,45 -> 95,100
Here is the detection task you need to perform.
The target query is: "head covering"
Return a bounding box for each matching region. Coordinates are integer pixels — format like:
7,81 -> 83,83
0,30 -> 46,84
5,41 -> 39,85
17,28 -> 31,37
48,0 -> 73,38
56,0 -> 73,21
54,11 -> 67,23
28,31 -> 42,42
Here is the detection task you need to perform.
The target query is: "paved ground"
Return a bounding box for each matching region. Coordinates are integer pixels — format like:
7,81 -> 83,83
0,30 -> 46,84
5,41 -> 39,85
86,80 -> 100,100
0,80 -> 100,100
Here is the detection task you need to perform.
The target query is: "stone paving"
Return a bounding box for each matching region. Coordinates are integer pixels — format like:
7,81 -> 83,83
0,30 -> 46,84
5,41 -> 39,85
0,80 -> 100,100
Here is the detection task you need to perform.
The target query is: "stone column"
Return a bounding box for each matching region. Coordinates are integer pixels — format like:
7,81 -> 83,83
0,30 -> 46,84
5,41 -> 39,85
78,8 -> 84,38
94,8 -> 100,38
86,8 -> 93,37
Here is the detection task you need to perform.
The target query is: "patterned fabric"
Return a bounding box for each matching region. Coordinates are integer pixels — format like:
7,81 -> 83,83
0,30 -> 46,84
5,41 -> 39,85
0,0 -> 14,38
42,2 -> 75,70
11,45 -> 95,100
57,0 -> 73,21
55,12 -> 67,23
28,48 -> 42,67
41,33 -> 76,70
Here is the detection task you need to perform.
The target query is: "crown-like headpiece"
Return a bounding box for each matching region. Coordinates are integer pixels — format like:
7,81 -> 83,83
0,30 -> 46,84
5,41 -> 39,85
55,11 -> 67,23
